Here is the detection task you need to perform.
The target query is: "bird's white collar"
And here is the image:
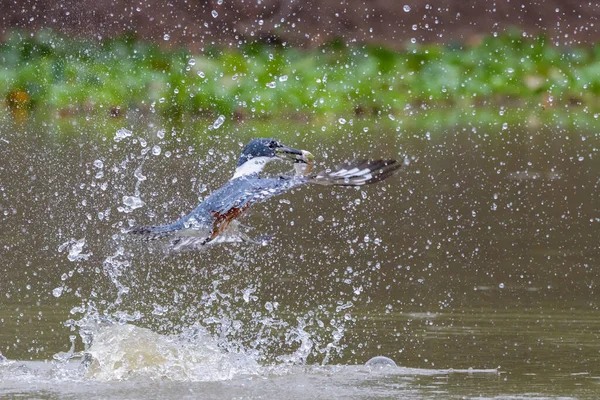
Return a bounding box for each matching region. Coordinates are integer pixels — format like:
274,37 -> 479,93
232,156 -> 272,179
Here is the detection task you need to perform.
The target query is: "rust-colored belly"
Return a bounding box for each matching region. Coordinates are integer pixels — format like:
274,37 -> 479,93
210,203 -> 251,240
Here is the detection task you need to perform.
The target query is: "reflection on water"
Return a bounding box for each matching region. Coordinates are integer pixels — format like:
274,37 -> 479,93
0,112 -> 598,397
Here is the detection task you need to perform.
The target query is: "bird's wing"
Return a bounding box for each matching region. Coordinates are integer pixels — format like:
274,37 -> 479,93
310,159 -> 401,186
208,159 -> 401,239
211,159 -> 401,217
211,177 -> 305,216
208,176 -> 307,239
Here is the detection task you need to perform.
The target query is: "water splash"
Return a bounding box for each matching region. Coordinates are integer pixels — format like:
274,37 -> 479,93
50,126 -> 359,382
277,318 -> 314,365
58,238 -> 91,262
85,323 -> 259,381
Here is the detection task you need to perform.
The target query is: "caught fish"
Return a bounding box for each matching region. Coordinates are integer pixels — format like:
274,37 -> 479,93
294,150 -> 314,176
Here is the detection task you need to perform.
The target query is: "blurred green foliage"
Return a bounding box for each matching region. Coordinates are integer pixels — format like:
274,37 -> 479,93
1,29 -> 600,120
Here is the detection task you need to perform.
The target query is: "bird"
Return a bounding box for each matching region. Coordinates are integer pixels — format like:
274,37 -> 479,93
128,138 -> 401,252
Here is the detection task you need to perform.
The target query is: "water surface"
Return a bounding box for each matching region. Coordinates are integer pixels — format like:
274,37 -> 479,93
0,113 -> 598,398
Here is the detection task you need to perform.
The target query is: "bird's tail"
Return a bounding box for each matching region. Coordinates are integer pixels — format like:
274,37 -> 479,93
309,159 -> 401,186
127,222 -> 181,240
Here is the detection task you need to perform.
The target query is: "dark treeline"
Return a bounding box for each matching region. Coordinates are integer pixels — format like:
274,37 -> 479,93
1,0 -> 599,49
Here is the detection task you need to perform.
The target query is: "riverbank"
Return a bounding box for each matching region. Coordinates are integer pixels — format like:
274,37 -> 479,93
2,30 -> 600,123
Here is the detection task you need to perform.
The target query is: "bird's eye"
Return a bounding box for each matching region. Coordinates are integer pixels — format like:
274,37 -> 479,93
268,140 -> 279,148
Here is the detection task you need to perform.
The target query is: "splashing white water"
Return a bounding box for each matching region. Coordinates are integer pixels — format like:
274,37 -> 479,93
58,238 -> 91,262
86,323 -> 259,381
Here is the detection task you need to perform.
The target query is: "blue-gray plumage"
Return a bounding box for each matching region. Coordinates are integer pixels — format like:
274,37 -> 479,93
129,138 -> 401,252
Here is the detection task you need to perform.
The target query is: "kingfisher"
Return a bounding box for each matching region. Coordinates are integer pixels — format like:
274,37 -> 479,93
129,138 -> 401,252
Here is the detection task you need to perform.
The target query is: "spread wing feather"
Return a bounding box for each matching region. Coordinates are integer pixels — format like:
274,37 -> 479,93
311,159 -> 402,186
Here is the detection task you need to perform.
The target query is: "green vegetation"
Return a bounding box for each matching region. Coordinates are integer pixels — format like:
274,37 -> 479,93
1,29 -> 600,121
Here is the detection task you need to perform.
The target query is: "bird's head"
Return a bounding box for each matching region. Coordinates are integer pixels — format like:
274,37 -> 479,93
233,138 -> 305,178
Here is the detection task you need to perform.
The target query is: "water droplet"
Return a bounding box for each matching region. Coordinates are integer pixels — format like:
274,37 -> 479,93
278,75 -> 288,82
152,145 -> 161,155
159,97 -> 165,103
198,71 -> 205,78
403,5 -> 411,12
507,68 -> 514,74
266,81 -> 276,88
211,115 -> 225,130
188,59 -> 196,66
134,168 -> 146,181
60,238 -> 89,262
338,118 -> 347,125
152,304 -> 167,316
163,34 -> 170,41
52,287 -> 64,298
114,128 -> 133,142
242,287 -> 256,303
499,283 -> 505,289
317,215 -> 324,222
211,10 -> 218,18
122,196 -> 145,210
93,160 -> 104,169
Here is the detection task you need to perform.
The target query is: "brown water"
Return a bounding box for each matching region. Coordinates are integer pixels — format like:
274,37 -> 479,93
0,112 -> 598,398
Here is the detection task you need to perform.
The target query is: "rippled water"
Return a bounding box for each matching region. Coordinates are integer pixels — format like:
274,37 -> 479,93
0,113 -> 598,398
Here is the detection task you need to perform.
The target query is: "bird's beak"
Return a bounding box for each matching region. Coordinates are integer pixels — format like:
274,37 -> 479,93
275,145 -> 305,162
